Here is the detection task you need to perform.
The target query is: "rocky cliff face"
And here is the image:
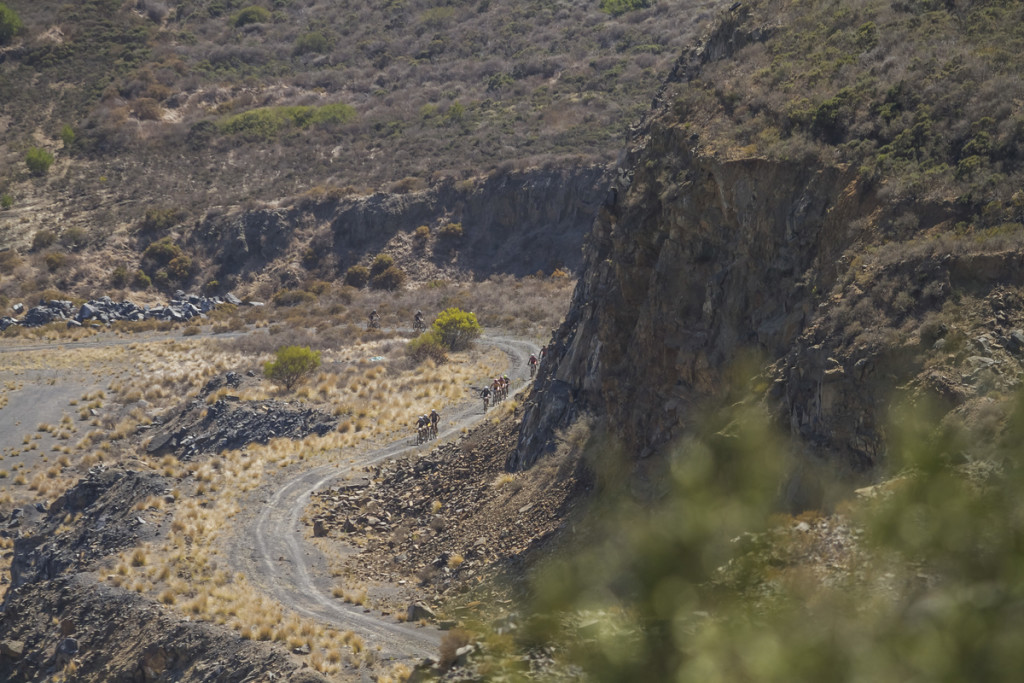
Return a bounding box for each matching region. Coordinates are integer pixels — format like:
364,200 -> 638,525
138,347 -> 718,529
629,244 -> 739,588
511,12 -> 1024,504
192,165 -> 607,288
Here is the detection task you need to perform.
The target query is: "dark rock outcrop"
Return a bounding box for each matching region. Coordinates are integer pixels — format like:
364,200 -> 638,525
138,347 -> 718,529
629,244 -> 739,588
510,8 -> 1024,503
146,396 -> 336,460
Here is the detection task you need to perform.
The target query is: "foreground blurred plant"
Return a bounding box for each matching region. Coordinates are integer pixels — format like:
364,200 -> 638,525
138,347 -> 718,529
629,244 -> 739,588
524,388 -> 1024,682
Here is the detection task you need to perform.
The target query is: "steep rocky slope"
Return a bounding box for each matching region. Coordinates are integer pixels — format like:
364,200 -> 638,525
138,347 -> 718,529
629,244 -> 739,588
513,3 -> 1024,506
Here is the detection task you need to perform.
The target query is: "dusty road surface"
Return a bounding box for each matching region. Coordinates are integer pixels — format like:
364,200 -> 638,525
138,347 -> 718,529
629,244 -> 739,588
228,335 -> 537,661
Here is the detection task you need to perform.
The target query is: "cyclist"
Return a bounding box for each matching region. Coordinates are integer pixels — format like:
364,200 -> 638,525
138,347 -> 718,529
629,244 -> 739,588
416,414 -> 430,443
429,408 -> 440,438
528,353 -> 539,377
414,310 -> 425,332
369,309 -> 381,329
481,386 -> 491,411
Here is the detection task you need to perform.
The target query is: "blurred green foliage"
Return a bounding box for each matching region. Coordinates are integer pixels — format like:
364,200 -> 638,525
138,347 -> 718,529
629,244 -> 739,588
527,389 -> 1024,682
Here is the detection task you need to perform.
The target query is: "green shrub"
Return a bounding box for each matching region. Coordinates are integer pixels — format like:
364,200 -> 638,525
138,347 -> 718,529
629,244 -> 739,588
139,207 -> 186,236
60,226 -> 88,251
166,255 -> 194,283
219,103 -> 356,141
31,230 -> 56,251
430,307 -> 481,351
111,265 -> 130,288
407,330 -> 448,364
344,265 -> 370,288
294,31 -> 331,55
234,6 -> 272,27
132,269 -> 152,289
369,253 -> 394,276
1,193 -> 13,209
264,345 -> 321,390
44,251 -> 68,272
60,125 -> 75,149
598,0 -> 649,17
370,265 -> 406,291
414,225 -> 430,241
25,147 -> 54,177
0,3 -> 22,45
271,288 -> 318,306
142,238 -> 184,266
437,222 -> 464,240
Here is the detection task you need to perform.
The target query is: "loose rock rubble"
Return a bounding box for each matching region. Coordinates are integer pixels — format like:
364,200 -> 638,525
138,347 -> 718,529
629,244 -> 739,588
0,291 -> 249,331
309,405 -> 582,610
146,380 -> 337,460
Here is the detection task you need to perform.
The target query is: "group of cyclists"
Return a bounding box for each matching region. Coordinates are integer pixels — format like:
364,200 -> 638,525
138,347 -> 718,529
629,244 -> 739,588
370,307 -> 548,436
416,409 -> 440,444
480,374 -> 512,411
368,309 -> 427,333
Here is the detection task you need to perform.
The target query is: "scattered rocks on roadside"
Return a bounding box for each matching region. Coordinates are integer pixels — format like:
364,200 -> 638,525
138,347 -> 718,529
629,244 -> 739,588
308,404 -> 581,616
1,290 -> 256,331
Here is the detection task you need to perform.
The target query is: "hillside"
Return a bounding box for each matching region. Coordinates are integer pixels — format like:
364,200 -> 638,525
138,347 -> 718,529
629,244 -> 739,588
518,0 -> 1024,494
0,0 -> 724,304
506,2 -> 1024,680
4,0 -> 1024,682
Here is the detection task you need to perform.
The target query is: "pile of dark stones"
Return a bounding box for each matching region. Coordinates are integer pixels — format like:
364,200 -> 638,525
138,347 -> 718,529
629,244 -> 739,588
0,291 -> 247,331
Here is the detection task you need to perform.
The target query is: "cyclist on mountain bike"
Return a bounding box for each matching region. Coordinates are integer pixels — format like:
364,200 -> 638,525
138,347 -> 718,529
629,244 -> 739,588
414,310 -> 425,332
429,408 -> 439,438
369,309 -> 381,329
416,414 -> 430,443
481,386 -> 491,411
528,353 -> 538,378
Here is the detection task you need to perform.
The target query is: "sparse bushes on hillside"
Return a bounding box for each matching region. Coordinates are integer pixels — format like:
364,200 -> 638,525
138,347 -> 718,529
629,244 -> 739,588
31,230 -> 57,252
25,147 -> 54,177
0,3 -> 22,45
406,330 -> 448,364
233,6 -> 272,27
272,289 -> 318,307
599,0 -> 650,17
132,269 -> 152,289
60,125 -> 75,149
344,265 -> 370,288
111,265 -> 130,288
138,206 -> 187,236
219,103 -> 356,141
43,251 -> 68,273
370,265 -> 406,291
294,31 -> 331,55
142,238 -> 184,267
436,222 -> 464,240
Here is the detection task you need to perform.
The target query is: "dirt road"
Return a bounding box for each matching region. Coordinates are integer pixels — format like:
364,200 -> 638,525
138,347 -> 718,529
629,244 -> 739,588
228,336 -> 537,661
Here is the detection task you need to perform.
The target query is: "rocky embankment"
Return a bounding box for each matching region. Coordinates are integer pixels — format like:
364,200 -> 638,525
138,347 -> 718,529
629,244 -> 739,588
0,467 -> 326,682
0,292 -> 249,331
512,10 -> 1024,505
145,373 -> 337,460
309,404 -> 580,606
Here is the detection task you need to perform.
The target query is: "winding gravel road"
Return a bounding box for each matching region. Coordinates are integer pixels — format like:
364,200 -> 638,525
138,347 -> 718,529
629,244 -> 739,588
229,335 -> 538,661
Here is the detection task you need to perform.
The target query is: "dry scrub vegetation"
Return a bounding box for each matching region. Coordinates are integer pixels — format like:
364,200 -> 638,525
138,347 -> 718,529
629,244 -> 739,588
0,0 -> 721,249
74,327 -> 508,675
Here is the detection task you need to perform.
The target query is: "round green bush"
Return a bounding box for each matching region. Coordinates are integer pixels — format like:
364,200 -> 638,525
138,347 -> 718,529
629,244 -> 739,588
0,4 -> 22,46
234,5 -> 272,27
25,147 -> 54,177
